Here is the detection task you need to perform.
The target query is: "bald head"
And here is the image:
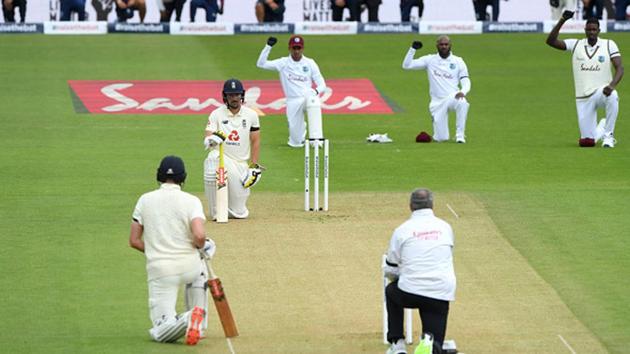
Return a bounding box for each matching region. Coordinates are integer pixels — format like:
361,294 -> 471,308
410,188 -> 433,211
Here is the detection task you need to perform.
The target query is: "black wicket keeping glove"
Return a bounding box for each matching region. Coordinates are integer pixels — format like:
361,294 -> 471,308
267,37 -> 277,47
411,41 -> 423,50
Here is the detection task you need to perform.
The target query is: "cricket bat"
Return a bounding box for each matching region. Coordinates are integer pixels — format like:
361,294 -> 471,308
205,260 -> 239,337
216,143 -> 228,223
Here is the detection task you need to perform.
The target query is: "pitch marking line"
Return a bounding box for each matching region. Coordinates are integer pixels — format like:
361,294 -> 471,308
226,338 -> 236,354
558,334 -> 577,354
446,203 -> 460,219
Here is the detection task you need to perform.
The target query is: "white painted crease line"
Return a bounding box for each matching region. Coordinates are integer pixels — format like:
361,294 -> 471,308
226,337 -> 236,354
446,203 -> 460,219
558,334 -> 577,354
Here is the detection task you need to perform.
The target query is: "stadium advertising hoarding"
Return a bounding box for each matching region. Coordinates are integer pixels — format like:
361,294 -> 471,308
483,22 -> 542,33
67,79 -> 394,115
43,21 -> 107,34
169,22 -> 234,35
13,0 -> 552,24
420,21 -> 482,34
0,23 -> 42,32
235,23 -> 294,34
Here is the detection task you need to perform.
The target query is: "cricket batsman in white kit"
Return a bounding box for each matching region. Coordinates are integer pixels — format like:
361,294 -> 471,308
403,36 -> 471,143
546,12 -> 624,148
204,79 -> 262,219
129,155 -> 216,345
257,35 -> 327,148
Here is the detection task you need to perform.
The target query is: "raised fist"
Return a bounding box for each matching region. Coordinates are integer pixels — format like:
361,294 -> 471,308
267,36 -> 277,47
561,10 -> 574,21
412,40 -> 423,50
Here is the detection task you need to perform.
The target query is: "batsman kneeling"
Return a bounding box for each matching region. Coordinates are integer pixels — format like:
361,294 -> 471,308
204,78 -> 262,221
129,155 -> 216,345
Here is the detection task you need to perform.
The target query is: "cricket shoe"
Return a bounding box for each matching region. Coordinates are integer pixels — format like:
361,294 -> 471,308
386,338 -> 407,354
595,118 -> 606,142
185,306 -> 205,345
455,137 -> 466,144
414,333 -> 434,354
602,134 -> 616,148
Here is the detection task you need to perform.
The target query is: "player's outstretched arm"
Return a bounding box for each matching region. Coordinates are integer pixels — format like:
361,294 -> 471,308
257,37 -> 278,70
402,41 -> 427,70
546,10 -> 573,50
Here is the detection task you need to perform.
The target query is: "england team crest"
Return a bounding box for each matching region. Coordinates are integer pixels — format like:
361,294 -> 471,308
302,66 -> 308,72
449,63 -> 456,70
598,56 -> 605,63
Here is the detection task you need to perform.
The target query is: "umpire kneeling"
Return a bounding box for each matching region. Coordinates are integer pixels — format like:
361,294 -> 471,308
383,188 -> 456,354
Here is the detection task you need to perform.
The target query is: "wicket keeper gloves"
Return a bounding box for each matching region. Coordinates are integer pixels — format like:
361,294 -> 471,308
241,163 -> 264,188
412,40 -> 423,50
199,238 -> 216,260
267,36 -> 277,47
204,131 -> 227,149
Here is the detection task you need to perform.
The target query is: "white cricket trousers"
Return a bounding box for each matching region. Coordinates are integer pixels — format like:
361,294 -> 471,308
429,96 -> 470,142
286,95 -> 324,147
148,260 -> 207,341
204,149 -> 250,219
575,88 -> 618,139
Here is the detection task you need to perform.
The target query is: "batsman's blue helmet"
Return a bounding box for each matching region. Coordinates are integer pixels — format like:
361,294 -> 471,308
156,155 -> 187,184
222,78 -> 245,104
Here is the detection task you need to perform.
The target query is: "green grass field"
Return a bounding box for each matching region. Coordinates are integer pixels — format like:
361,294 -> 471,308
1,33 -> 629,353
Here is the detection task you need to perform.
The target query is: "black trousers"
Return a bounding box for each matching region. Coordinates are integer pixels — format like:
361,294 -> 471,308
331,0 -> 360,21
386,281 -> 450,347
473,0 -> 499,21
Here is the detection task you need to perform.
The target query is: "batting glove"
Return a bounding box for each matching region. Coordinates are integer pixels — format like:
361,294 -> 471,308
412,40 -> 423,50
199,238 -> 216,260
549,0 -> 559,7
204,131 -> 227,149
267,36 -> 277,47
241,163 -> 265,189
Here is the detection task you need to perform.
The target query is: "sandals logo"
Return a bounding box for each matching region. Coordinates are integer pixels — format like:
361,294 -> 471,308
68,79 -> 395,115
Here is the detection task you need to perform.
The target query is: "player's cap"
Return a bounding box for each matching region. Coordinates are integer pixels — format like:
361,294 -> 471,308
157,155 -> 187,183
416,131 -> 432,143
579,138 -> 595,147
289,35 -> 304,49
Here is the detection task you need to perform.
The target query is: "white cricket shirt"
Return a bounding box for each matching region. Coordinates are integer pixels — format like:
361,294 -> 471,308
565,38 -> 620,98
132,183 -> 206,281
387,209 -> 456,301
403,48 -> 470,100
206,105 -> 260,163
257,45 -> 326,98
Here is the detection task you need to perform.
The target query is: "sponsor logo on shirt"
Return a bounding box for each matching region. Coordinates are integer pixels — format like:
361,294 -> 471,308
228,130 -> 240,142
580,64 -> 601,72
412,230 -> 441,240
67,79 -> 395,115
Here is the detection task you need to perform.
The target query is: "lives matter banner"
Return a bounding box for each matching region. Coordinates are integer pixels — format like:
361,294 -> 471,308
68,79 -> 394,115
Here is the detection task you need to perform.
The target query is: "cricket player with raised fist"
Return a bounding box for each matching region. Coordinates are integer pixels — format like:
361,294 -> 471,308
204,78 -> 262,220
403,36 -> 471,144
129,155 -> 217,345
257,35 -> 327,148
546,12 -> 624,148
